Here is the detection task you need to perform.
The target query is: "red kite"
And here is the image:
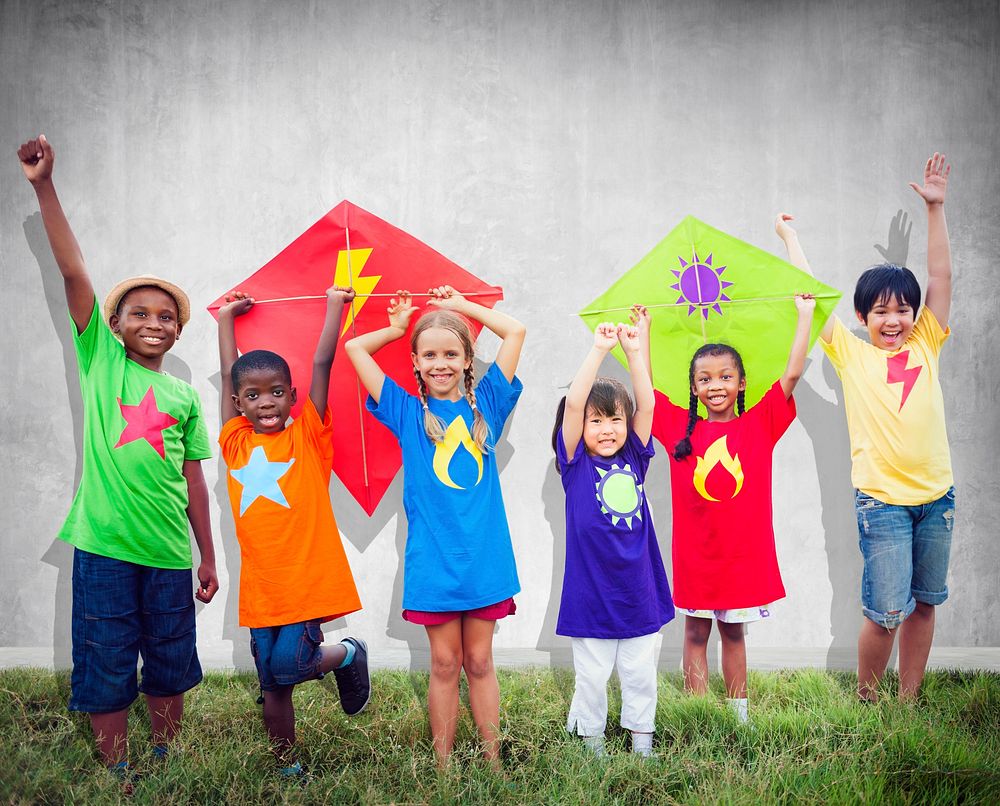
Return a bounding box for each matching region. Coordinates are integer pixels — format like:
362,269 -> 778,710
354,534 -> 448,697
208,201 -> 503,514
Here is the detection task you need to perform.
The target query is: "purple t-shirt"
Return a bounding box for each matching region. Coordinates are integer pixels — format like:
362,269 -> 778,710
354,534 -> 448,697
555,429 -> 675,639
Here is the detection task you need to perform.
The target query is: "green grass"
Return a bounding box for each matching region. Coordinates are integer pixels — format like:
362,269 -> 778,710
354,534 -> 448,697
1,667 -> 998,804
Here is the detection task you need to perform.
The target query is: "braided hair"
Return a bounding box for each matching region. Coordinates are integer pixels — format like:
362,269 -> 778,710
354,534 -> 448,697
672,343 -> 746,461
411,309 -> 491,453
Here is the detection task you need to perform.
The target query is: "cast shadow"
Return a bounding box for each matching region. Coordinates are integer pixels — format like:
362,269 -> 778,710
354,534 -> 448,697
794,359 -> 863,670
25,213 -> 81,669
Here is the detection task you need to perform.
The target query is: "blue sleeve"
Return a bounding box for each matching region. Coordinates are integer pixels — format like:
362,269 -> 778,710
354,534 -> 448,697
474,363 -> 523,440
365,375 -> 417,439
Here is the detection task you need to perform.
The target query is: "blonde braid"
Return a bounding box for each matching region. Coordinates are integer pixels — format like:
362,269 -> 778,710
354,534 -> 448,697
464,366 -> 491,453
414,366 -> 447,443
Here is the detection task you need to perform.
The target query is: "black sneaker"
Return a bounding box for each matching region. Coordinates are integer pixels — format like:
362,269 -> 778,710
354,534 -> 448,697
332,637 -> 370,715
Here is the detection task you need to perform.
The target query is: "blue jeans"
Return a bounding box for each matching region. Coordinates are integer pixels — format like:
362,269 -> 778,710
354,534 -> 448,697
855,487 -> 955,630
70,548 -> 202,713
249,621 -> 325,691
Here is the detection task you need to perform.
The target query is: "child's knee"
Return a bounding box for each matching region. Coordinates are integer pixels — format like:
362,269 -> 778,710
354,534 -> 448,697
717,621 -> 745,643
431,651 -> 463,680
863,601 -> 913,631
462,653 -> 494,680
684,618 -> 712,643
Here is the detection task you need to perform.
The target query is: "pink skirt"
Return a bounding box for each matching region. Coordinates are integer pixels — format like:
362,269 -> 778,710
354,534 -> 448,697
403,597 -> 517,626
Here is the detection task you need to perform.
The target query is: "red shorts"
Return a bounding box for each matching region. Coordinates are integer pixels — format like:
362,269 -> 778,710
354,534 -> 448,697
403,598 -> 516,626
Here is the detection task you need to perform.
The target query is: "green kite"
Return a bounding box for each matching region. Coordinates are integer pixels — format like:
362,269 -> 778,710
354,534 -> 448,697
580,215 -> 841,412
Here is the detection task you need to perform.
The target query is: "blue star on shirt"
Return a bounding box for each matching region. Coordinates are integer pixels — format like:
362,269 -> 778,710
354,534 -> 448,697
230,445 -> 295,516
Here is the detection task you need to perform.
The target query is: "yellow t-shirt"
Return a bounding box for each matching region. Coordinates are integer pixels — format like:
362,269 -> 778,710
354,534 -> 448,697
820,309 -> 952,505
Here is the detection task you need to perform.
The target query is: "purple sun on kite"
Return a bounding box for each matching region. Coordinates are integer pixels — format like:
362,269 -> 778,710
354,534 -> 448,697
671,251 -> 734,319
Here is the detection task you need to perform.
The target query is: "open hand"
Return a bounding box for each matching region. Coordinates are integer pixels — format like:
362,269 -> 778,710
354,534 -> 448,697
909,153 -> 950,206
17,134 -> 54,185
195,562 -> 219,604
220,290 -> 255,317
388,290 -> 419,330
326,285 -> 356,304
775,213 -> 797,240
426,285 -> 467,310
594,322 -> 619,352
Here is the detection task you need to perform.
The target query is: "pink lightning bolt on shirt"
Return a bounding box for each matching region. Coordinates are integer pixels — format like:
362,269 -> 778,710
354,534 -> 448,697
820,309 -> 953,505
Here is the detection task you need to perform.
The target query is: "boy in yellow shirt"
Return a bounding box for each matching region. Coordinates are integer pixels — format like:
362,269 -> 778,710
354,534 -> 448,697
776,153 -> 954,702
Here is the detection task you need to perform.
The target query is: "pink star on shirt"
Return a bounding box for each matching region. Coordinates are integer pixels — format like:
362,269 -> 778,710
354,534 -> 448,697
115,386 -> 178,459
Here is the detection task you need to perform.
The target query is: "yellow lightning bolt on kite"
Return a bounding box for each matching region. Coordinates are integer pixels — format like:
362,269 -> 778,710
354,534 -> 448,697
334,248 -> 379,336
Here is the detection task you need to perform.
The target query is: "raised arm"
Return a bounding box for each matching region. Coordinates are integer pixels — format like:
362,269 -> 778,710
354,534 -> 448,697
909,153 -> 952,328
775,213 -> 834,344
217,292 -> 254,424
779,294 -> 816,399
618,324 -> 654,445
628,304 -> 653,381
344,291 -> 418,404
18,135 -> 95,332
309,286 -> 355,414
562,323 -> 619,457
427,285 -> 526,382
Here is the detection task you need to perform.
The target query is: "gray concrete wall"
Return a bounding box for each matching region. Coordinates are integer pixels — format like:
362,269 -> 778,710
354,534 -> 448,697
2,0 -> 997,670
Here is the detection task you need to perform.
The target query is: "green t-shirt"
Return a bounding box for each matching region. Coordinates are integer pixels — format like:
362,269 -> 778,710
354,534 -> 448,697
58,300 -> 212,568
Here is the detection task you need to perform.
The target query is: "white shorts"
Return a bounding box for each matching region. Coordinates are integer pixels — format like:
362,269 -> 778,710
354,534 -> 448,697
681,605 -> 772,624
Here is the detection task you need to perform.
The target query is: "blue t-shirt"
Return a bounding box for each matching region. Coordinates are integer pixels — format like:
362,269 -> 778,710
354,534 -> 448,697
555,429 -> 674,638
367,363 -> 522,611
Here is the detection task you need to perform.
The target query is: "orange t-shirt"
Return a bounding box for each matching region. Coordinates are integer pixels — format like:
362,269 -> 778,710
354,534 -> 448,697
220,399 -> 361,628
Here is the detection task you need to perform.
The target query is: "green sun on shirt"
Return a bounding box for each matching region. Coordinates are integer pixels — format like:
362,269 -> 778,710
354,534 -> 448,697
58,300 -> 212,569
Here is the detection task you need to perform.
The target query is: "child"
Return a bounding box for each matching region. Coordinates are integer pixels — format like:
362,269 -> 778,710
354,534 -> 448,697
17,134 -> 219,777
775,153 -> 954,703
646,293 -> 815,723
345,285 -> 525,769
552,320 -> 674,758
217,288 -> 370,778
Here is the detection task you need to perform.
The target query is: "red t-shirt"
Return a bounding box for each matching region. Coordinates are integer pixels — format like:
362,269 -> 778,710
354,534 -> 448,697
220,399 -> 362,628
651,381 -> 795,610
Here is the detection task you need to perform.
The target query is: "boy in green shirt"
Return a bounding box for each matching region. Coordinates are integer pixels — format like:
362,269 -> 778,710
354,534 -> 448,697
18,134 -> 219,777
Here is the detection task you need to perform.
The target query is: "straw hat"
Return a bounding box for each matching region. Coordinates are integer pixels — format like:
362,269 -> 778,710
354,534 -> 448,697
103,275 -> 191,327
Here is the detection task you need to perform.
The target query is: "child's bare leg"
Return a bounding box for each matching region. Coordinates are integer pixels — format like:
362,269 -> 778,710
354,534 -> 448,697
898,602 -> 935,700
90,708 -> 129,766
425,621 -> 463,768
261,686 -> 296,761
461,616 -> 501,769
857,617 -> 897,701
683,616 -> 712,694
145,693 -> 183,748
717,621 -> 747,699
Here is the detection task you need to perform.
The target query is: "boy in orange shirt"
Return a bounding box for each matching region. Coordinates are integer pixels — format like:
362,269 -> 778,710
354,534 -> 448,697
217,288 -> 368,778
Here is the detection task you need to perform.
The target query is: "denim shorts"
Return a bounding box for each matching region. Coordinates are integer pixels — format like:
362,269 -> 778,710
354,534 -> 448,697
249,621 -> 325,692
70,548 -> 202,713
855,486 -> 955,630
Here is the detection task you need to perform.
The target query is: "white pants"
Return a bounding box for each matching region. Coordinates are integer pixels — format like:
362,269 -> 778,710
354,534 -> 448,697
566,633 -> 659,736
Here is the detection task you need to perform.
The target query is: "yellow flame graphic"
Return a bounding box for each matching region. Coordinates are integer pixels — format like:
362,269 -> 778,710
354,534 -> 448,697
692,436 -> 743,502
334,248 -> 379,336
432,416 -> 483,489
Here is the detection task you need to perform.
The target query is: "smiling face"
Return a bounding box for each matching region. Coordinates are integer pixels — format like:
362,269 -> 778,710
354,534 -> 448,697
857,293 -> 915,351
109,286 -> 181,370
692,353 -> 746,422
582,403 -> 628,457
411,326 -> 471,402
233,368 -> 296,434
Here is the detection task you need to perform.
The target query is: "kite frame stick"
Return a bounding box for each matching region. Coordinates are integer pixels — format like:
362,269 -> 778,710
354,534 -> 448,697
580,292 -> 841,317
240,290 -> 503,305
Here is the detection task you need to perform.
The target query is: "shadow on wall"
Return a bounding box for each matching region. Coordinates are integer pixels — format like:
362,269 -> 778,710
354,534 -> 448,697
27,213 -> 80,668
